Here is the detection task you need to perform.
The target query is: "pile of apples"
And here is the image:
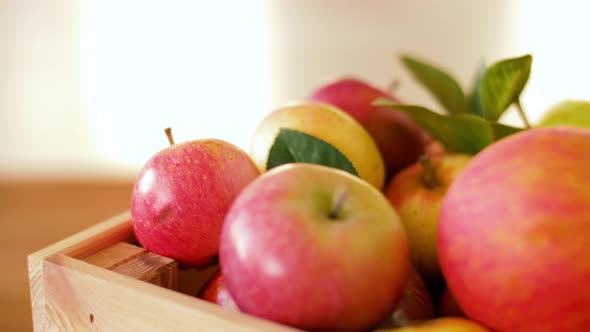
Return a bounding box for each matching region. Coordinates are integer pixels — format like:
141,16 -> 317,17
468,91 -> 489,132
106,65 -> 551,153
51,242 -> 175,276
129,54 -> 590,332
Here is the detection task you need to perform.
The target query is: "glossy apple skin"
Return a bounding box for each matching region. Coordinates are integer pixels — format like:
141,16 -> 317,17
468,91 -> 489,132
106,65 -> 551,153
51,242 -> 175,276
438,127 -> 590,331
250,102 -> 386,189
375,317 -> 490,332
309,78 -> 428,180
131,139 -> 260,268
384,154 -> 472,288
198,271 -> 239,311
379,266 -> 435,328
219,163 -> 410,332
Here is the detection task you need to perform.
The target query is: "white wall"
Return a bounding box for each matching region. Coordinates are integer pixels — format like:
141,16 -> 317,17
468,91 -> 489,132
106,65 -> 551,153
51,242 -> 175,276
0,1 -> 587,178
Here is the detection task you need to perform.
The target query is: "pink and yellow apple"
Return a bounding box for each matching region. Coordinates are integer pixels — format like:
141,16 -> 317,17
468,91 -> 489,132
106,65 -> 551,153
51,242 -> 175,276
219,163 -> 410,332
384,154 -> 472,288
309,78 -> 428,180
131,129 -> 260,268
250,102 -> 386,189
438,127 -> 590,331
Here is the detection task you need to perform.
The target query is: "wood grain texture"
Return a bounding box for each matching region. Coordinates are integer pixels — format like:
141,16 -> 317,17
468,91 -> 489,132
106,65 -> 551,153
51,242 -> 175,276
28,210 -> 134,331
39,254 -> 300,332
82,242 -> 179,290
83,242 -> 146,269
1,179 -> 134,331
21,186 -> 300,331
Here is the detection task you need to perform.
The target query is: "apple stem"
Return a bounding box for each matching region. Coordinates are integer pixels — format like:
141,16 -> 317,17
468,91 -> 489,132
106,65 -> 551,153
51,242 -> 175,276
164,127 -> 175,146
329,185 -> 348,220
420,155 -> 440,189
515,99 -> 531,129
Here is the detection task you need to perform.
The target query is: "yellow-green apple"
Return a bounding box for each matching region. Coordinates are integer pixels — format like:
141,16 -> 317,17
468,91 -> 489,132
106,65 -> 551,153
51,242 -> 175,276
219,163 -> 410,332
438,127 -> 590,331
131,128 -> 260,268
378,266 -> 435,329
308,78 -> 428,180
250,102 -> 386,189
374,317 -> 490,332
384,154 -> 472,289
197,271 -> 239,311
537,99 -> 590,129
437,287 -> 464,317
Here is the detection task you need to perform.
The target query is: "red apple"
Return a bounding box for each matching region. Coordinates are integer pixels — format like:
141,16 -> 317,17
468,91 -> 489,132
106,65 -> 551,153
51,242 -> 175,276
219,163 -> 410,332
438,127 -> 590,331
384,154 -> 472,290
197,271 -> 239,311
131,128 -> 260,268
308,77 -> 428,180
379,266 -> 435,329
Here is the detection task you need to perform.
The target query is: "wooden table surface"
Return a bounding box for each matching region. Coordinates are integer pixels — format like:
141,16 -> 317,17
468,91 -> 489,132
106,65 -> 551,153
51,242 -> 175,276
0,178 -> 135,331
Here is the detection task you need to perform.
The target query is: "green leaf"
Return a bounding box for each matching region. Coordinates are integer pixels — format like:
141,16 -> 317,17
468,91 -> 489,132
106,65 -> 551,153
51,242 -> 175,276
266,128 -> 358,176
467,60 -> 486,117
401,55 -> 469,115
373,100 -> 523,154
481,54 -> 532,121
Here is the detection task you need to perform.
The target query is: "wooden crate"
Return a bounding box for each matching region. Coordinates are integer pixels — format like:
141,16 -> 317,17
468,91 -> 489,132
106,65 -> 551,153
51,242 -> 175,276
28,211 -> 301,331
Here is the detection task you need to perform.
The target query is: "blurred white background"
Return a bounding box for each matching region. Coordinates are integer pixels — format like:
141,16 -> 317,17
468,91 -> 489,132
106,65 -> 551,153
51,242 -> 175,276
1,0 -> 589,178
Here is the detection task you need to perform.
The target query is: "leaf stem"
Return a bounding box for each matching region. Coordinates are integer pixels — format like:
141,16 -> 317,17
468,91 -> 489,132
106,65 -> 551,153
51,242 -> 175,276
420,155 -> 440,189
164,127 -> 175,145
515,99 -> 531,129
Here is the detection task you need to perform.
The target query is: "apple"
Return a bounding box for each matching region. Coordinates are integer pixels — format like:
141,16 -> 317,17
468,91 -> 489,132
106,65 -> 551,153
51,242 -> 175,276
438,127 -> 590,331
309,78 -> 428,180
374,317 -> 490,332
424,140 -> 446,157
197,271 -> 239,311
131,128 -> 260,268
437,287 -> 464,317
219,163 -> 410,332
384,154 -> 472,289
250,102 -> 386,189
378,266 -> 435,329
537,99 -> 590,129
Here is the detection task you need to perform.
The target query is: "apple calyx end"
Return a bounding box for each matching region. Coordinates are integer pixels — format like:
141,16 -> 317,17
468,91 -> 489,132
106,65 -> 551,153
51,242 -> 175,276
328,185 -> 349,220
164,127 -> 175,146
419,155 -> 440,190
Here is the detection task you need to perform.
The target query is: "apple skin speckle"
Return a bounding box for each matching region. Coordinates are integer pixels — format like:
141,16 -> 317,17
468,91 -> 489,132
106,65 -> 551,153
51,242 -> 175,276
131,139 -> 260,269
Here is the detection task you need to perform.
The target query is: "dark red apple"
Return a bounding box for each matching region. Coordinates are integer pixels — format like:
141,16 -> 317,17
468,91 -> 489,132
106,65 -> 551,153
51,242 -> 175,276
131,128 -> 260,269
437,287 -> 464,317
198,271 -> 239,311
309,77 -> 428,179
379,266 -> 435,328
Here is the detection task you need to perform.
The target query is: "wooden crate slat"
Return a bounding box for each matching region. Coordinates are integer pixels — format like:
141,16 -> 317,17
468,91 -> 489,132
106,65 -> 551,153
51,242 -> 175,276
28,210 -> 303,331
40,253 -> 300,332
